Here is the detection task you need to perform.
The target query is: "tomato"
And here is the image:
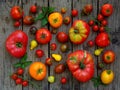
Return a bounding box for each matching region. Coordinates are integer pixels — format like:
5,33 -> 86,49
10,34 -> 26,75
29,62 -> 47,80
23,16 -> 34,25
71,9 -> 78,17
61,7 -> 67,14
50,43 -> 57,51
92,25 -> 99,32
6,30 -> 28,58
69,20 -> 90,44
57,32 -> 68,43
101,4 -> 113,17
11,73 -> 18,80
45,58 -> 53,66
88,20 -> 94,26
101,70 -> 114,84
35,49 -> 44,58
101,19 -> 108,26
87,40 -> 94,47
60,44 -> 69,53
16,78 -> 22,84
95,32 -> 110,47
22,80 -> 29,87
30,5 -> 37,13
97,14 -> 104,21
10,6 -> 24,20
99,26 -> 105,32
102,50 -> 115,64
36,28 -> 52,44
63,16 -> 71,25
48,12 -> 63,28
67,50 -> 94,82
17,68 -> 24,75
83,4 -> 93,15
29,26 -> 38,35
54,64 -> 66,74
61,77 -> 67,84
14,21 -> 20,27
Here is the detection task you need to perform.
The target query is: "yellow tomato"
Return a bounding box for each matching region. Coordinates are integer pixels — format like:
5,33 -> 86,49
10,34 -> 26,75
101,70 -> 114,84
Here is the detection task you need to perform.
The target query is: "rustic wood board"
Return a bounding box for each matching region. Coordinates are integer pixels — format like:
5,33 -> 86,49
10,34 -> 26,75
0,0 -> 120,90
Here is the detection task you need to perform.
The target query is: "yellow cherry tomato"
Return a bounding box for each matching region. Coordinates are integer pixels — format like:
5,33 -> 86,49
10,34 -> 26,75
52,54 -> 62,62
30,40 -> 38,50
94,48 -> 103,56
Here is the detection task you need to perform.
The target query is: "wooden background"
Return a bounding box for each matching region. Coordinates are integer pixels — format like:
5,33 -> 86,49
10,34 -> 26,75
0,0 -> 120,90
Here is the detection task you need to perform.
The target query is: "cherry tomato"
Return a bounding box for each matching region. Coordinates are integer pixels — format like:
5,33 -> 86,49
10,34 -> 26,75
63,16 -> 71,25
23,16 -> 34,25
45,58 -> 53,66
29,26 -> 38,35
35,49 -> 44,58
22,80 -> 29,87
88,20 -> 94,26
14,21 -> 20,27
101,19 -> 108,26
56,32 -> 68,43
92,25 -> 99,32
17,68 -> 24,75
87,40 -> 94,47
99,26 -> 105,32
71,9 -> 78,17
61,7 -> 67,14
30,5 -> 37,13
15,78 -> 22,84
83,4 -> 93,15
61,77 -> 67,84
97,14 -> 104,21
50,43 -> 57,51
11,73 -> 18,80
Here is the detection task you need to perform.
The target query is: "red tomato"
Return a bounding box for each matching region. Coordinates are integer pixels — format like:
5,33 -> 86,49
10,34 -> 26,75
14,21 -> 20,27
71,9 -> 78,17
36,28 -> 52,44
50,43 -> 57,51
97,14 -> 104,21
16,78 -> 22,84
61,7 -> 67,14
101,19 -> 108,26
83,4 -> 93,15
67,50 -> 94,82
11,73 -> 18,80
102,50 -> 115,64
22,80 -> 29,87
92,25 -> 99,32
61,77 -> 67,84
87,40 -> 94,47
10,6 -> 24,20
45,58 -> 53,66
30,5 -> 37,13
99,26 -> 105,32
17,68 -> 24,75
23,16 -> 34,25
101,4 -> 113,17
88,20 -> 94,26
57,32 -> 68,43
95,32 -> 110,47
36,49 -> 44,58
63,16 -> 71,25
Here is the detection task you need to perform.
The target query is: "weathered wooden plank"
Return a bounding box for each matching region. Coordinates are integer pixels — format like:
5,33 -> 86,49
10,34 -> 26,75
22,0 -> 48,90
98,0 -> 120,90
49,0 -> 72,90
72,0 -> 98,90
0,0 -> 23,90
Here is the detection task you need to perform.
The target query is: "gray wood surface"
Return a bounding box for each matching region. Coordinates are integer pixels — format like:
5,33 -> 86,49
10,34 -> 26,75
0,0 -> 120,90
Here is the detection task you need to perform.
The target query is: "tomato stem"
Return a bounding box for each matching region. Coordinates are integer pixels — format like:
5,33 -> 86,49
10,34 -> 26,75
53,18 -> 58,23
41,33 -> 46,39
37,68 -> 43,74
80,62 -> 85,69
106,70 -> 111,74
16,42 -> 22,48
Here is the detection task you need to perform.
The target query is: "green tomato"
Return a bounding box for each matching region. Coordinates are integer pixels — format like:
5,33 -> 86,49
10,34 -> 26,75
48,76 -> 55,83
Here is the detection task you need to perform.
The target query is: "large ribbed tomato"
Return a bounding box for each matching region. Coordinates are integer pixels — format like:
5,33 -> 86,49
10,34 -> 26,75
67,50 -> 94,82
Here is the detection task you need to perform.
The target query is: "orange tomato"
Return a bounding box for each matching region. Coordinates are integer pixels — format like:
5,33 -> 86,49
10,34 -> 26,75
48,12 -> 63,28
29,62 -> 47,80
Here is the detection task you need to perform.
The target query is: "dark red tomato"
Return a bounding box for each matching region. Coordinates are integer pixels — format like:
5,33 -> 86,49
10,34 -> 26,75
83,4 -> 93,15
10,6 -> 24,20
99,26 -> 105,32
11,73 -> 18,80
87,40 -> 94,47
50,43 -> 57,51
63,16 -> 71,25
71,9 -> 78,17
61,77 -> 67,84
45,58 -> 53,66
14,21 -> 20,27
97,14 -> 104,21
92,25 -> 99,32
88,20 -> 94,26
23,16 -> 34,25
16,78 -> 22,84
22,80 -> 29,87
56,32 -> 68,43
101,19 -> 108,26
17,68 -> 24,75
36,28 -> 52,44
36,49 -> 44,58
101,4 -> 113,17
30,5 -> 37,13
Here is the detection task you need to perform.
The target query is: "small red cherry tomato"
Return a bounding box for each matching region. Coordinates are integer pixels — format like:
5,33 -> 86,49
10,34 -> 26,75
50,43 -> 57,51
22,80 -> 29,87
88,20 -> 94,26
87,40 -> 94,47
71,9 -> 78,17
30,5 -> 37,13
92,25 -> 99,32
97,14 -> 104,21
17,68 -> 24,75
15,78 -> 22,84
61,77 -> 67,84
11,73 -> 18,80
99,26 -> 105,32
45,58 -> 53,66
101,19 -> 108,26
35,49 -> 44,58
14,21 -> 20,27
